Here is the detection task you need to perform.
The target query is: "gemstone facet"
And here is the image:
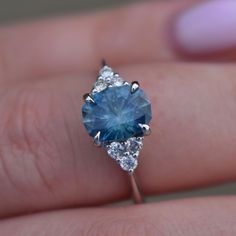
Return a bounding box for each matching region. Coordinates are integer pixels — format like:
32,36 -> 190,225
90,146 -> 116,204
82,85 -> 152,142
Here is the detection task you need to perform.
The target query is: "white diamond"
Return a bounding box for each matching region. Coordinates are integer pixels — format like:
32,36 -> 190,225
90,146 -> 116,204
107,142 -> 126,160
99,66 -> 114,79
110,74 -> 124,87
94,66 -> 125,91
127,137 -> 143,155
105,137 -> 144,171
119,156 -> 138,172
93,79 -> 107,93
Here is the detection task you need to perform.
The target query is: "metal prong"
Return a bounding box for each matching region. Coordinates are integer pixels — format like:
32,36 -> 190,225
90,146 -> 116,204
133,152 -> 140,158
131,81 -> 140,93
128,169 -> 135,174
136,137 -> 144,142
101,59 -> 107,67
83,93 -> 95,103
94,131 -> 102,147
124,152 -> 130,157
138,124 -> 151,136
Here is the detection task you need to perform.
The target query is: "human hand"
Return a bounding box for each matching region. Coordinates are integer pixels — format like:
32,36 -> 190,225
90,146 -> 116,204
0,0 -> 236,235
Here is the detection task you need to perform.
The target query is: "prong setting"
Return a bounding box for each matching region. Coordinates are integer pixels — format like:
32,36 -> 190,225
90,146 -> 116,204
123,81 -> 130,86
83,93 -> 95,103
131,81 -> 140,93
94,131 -> 102,147
138,124 -> 151,136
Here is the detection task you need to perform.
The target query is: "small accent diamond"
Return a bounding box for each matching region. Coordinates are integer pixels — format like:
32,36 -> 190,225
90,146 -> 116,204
99,66 -> 114,80
126,137 -> 143,155
92,66 -> 124,94
119,156 -> 138,172
93,79 -> 107,93
105,137 -> 144,172
107,142 -> 126,160
110,74 -> 124,87
106,137 -> 143,161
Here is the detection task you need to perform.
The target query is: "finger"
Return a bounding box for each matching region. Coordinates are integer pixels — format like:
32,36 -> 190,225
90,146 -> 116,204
174,0 -> 236,60
0,1 -> 190,82
0,197 -> 236,235
1,63 -> 236,217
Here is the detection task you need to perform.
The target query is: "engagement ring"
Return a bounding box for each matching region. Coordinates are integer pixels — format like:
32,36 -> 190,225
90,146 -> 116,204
82,61 -> 152,203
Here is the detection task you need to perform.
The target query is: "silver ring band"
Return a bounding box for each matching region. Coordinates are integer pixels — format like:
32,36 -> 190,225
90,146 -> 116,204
129,173 -> 144,204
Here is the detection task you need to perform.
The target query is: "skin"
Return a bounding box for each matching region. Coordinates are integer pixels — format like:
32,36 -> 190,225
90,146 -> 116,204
0,0 -> 236,235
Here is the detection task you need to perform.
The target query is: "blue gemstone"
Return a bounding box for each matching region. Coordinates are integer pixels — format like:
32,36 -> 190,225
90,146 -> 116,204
82,85 -> 152,142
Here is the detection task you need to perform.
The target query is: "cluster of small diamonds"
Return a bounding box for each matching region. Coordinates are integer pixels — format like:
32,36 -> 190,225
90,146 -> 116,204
92,65 -> 144,173
105,137 -> 144,172
92,66 -> 124,94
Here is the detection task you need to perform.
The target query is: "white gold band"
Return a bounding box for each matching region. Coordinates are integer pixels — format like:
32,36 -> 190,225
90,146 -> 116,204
129,173 -> 144,204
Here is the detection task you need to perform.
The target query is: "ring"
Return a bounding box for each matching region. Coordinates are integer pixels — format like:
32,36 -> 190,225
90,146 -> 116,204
82,60 -> 152,204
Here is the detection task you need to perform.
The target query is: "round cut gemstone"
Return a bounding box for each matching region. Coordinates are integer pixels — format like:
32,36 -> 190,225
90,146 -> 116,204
119,156 -> 138,172
82,85 -> 152,142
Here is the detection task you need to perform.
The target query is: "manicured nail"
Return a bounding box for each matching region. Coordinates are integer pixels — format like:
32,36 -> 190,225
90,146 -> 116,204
174,0 -> 236,54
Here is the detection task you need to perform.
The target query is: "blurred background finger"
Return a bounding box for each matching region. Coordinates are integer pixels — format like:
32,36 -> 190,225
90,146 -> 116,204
0,1 -> 189,83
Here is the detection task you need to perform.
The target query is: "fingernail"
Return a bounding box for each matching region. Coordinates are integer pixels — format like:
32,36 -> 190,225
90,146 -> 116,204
174,0 -> 236,54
